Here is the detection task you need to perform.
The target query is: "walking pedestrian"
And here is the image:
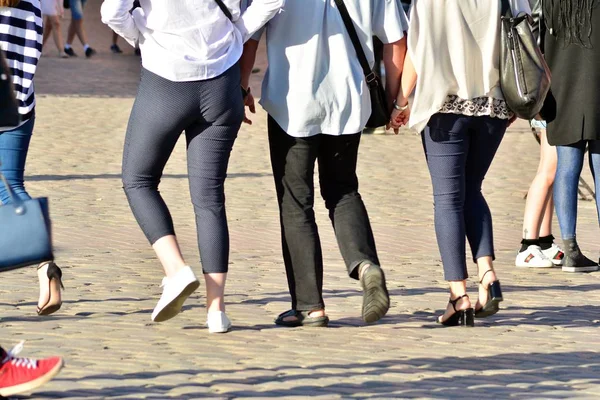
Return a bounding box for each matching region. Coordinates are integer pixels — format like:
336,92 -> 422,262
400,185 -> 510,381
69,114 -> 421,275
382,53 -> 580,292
63,0 -> 95,57
41,0 -> 68,58
516,0 -> 564,269
1,0 -> 65,316
241,0 -> 408,327
101,0 -> 283,332
540,0 -> 600,273
390,0 -> 532,327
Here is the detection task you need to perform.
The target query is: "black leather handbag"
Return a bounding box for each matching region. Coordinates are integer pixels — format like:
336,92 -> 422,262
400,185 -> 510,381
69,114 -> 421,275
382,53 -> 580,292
334,0 -> 389,129
499,0 -> 551,120
0,50 -> 20,130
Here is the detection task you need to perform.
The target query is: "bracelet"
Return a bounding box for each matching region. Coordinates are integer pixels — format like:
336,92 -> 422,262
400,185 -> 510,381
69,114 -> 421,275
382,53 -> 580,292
241,86 -> 251,98
393,99 -> 409,111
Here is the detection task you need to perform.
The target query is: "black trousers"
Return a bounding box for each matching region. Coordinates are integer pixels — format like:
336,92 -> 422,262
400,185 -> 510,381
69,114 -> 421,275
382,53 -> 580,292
268,117 -> 380,311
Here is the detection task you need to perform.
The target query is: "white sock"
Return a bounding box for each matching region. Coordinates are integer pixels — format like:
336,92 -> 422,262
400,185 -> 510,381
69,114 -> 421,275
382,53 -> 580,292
64,43 -> 71,49
83,44 -> 90,51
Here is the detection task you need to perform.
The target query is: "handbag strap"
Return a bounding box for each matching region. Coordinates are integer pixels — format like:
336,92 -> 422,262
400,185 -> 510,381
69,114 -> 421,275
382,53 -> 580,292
333,0 -> 377,84
0,170 -> 20,207
500,0 -> 512,18
215,0 -> 233,21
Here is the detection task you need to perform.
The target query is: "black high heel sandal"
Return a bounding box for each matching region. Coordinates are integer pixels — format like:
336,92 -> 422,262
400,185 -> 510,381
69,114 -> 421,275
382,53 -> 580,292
475,269 -> 503,318
437,294 -> 475,327
37,262 -> 64,316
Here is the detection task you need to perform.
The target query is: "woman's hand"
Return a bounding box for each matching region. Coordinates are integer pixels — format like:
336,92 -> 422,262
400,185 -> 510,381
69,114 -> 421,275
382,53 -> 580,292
243,91 -> 256,125
388,107 -> 410,134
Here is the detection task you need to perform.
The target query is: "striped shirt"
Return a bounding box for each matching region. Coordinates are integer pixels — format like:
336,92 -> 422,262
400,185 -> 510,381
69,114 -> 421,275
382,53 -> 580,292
0,0 -> 43,123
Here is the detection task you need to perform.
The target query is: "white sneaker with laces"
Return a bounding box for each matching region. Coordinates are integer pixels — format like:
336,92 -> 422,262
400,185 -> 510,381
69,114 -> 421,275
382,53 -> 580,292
515,245 -> 554,268
151,266 -> 200,322
541,243 -> 565,266
206,311 -> 232,333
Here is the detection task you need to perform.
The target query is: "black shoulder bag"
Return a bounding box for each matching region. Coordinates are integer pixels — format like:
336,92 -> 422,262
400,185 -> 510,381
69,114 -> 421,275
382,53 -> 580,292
499,0 -> 551,119
334,0 -> 389,129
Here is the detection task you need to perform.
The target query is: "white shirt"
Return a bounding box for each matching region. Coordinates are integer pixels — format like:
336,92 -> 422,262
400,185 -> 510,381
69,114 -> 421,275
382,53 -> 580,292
101,0 -> 284,82
251,0 -> 408,137
407,0 -> 531,133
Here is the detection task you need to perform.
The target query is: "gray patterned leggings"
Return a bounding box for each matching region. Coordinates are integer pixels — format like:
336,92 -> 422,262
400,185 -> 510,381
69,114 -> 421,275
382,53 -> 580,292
122,65 -> 244,274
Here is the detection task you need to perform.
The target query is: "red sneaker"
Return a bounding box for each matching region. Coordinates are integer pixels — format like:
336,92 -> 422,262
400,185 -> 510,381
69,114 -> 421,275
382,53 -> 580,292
0,342 -> 64,397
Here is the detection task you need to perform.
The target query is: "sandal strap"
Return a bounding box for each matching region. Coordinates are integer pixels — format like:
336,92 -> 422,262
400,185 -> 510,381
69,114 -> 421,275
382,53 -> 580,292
448,294 -> 469,312
479,269 -> 494,285
277,309 -> 298,319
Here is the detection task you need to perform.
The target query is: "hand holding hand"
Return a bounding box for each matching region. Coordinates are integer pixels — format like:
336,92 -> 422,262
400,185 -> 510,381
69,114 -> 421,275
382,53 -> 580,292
388,107 -> 410,134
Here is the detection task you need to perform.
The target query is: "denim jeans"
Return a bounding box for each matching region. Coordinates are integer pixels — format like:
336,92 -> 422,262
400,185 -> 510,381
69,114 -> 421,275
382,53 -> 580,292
0,117 -> 34,205
422,113 -> 507,281
268,117 -> 379,311
554,140 -> 600,240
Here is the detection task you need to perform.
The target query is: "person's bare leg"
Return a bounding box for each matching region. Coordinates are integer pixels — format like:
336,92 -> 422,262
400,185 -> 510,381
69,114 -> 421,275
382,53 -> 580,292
439,280 -> 471,322
152,235 -> 187,278
204,273 -> 227,313
112,31 -> 119,46
42,16 -> 53,47
476,256 -> 497,309
50,16 -> 65,55
522,129 -> 557,239
66,19 -> 76,46
73,19 -> 89,46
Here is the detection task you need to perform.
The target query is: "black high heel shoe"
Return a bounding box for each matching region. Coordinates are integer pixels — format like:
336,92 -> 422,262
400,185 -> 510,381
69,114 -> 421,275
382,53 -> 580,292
437,294 -> 475,327
475,269 -> 503,318
37,262 -> 64,316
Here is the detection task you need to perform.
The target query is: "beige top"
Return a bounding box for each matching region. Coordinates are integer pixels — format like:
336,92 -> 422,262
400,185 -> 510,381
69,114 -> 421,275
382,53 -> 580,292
407,0 -> 531,132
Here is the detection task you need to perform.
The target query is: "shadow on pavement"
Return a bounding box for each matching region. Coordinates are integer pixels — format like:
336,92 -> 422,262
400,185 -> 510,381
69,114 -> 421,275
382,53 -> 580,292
35,351 -> 600,398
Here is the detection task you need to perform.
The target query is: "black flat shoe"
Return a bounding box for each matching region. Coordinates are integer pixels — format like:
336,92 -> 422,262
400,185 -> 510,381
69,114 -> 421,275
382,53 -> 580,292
475,269 -> 503,318
437,294 -> 475,327
275,309 -> 329,327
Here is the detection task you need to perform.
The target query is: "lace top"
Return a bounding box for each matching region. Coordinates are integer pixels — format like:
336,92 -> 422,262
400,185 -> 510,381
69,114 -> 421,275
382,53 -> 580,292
439,95 -> 513,120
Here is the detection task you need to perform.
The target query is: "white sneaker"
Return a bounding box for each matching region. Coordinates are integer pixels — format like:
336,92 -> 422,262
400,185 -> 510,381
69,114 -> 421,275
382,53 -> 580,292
206,311 -> 232,333
515,245 -> 554,268
541,243 -> 565,266
151,266 -> 200,322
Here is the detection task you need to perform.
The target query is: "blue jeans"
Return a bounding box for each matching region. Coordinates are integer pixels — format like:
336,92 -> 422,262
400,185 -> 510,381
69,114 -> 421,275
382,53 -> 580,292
423,113 -> 507,281
68,0 -> 87,20
554,140 -> 600,240
0,118 -> 34,205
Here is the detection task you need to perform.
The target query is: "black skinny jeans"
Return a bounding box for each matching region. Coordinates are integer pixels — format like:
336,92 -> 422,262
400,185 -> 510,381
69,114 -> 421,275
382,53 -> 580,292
122,65 -> 244,274
268,117 -> 379,311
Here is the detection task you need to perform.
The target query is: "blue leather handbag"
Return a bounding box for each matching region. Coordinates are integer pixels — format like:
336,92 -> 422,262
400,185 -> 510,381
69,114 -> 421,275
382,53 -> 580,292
0,173 -> 54,272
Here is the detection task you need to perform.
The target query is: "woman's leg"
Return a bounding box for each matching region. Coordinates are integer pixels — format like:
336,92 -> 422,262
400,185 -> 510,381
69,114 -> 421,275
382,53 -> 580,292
42,16 -> 53,47
554,142 -> 596,270
50,16 -> 66,56
588,140 -> 600,230
463,116 -> 506,307
554,143 -> 585,241
122,69 -> 199,321
422,114 -> 472,321
0,118 -> 34,205
523,128 -> 557,239
185,63 -> 243,330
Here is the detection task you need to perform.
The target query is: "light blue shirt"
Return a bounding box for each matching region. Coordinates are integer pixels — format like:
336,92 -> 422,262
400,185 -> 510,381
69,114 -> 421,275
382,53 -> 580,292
250,0 -> 408,136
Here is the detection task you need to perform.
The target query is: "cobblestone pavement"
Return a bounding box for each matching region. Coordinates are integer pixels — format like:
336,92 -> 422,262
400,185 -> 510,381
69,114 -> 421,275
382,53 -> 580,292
2,1 -> 600,399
